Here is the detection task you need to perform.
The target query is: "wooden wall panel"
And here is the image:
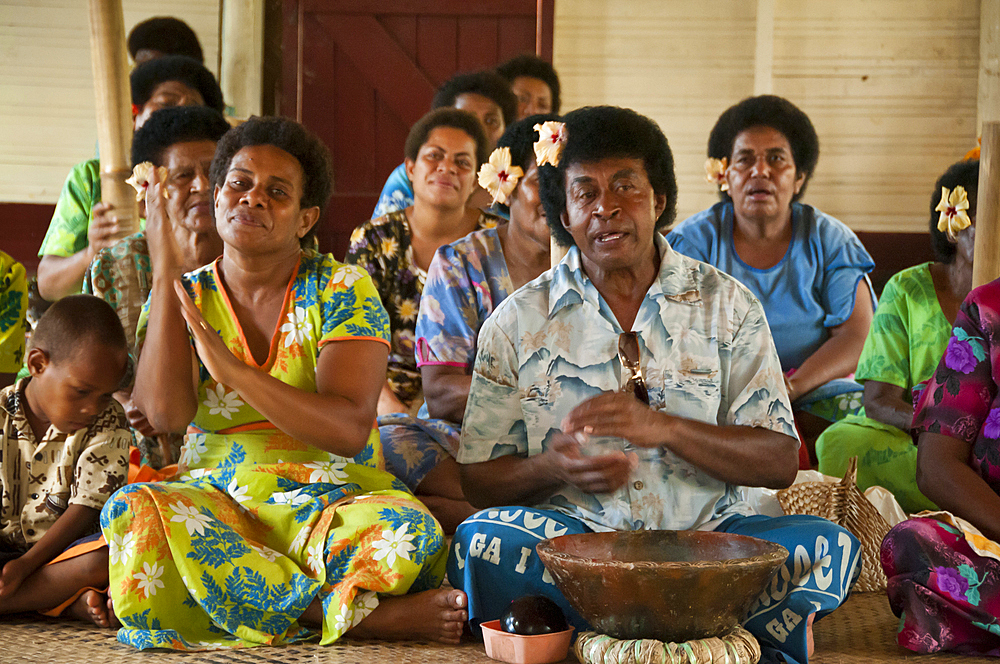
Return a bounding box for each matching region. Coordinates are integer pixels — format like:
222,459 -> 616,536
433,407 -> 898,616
0,0 -> 221,205
553,0 -> 980,233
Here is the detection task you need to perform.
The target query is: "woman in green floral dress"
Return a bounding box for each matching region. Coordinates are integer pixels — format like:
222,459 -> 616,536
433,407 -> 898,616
815,159 -> 979,513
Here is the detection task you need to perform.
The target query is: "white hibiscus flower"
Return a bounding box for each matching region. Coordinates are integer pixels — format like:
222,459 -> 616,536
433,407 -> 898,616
280,306 -> 312,348
351,591 -> 379,628
305,543 -> 324,575
289,527 -> 310,554
371,522 -> 416,568
333,604 -> 354,633
203,384 -> 244,420
332,265 -> 365,289
183,468 -> 213,480
180,434 -> 208,466
108,532 -> 135,565
170,502 -> 214,536
227,477 -> 251,508
134,561 -> 165,598
272,488 -> 311,506
303,460 -> 349,484
249,542 -> 281,563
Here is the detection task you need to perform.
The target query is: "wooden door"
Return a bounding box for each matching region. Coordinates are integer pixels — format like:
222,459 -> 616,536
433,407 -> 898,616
280,0 -> 554,258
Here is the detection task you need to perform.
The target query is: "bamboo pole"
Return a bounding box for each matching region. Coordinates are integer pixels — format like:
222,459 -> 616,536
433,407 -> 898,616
753,0 -> 774,96
220,0 -> 264,120
973,122 -> 1000,289
979,0 -> 1000,134
88,0 -> 138,238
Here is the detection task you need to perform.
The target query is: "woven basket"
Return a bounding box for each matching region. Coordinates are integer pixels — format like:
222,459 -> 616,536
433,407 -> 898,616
776,457 -> 890,592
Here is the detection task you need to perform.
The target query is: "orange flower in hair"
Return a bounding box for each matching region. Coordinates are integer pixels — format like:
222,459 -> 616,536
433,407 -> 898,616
704,157 -> 729,192
935,186 -> 972,239
478,147 -> 523,206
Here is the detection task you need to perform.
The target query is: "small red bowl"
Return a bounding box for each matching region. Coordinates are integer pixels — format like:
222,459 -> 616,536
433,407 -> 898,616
480,619 -> 574,664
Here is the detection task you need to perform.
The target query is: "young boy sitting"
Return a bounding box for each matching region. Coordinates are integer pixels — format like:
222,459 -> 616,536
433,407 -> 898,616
0,294 -> 131,622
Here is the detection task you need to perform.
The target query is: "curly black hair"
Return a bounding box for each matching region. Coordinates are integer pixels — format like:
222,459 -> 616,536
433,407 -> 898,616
537,106 -> 677,247
930,159 -> 980,264
403,108 -> 490,170
493,112 -> 561,215
210,116 -> 333,246
130,55 -> 224,113
31,294 -> 127,366
495,54 -> 561,114
432,70 -> 518,128
708,95 -> 819,202
131,106 -> 230,167
127,16 -> 203,63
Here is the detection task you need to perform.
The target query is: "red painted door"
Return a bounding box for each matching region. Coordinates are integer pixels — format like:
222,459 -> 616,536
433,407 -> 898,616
281,0 -> 555,258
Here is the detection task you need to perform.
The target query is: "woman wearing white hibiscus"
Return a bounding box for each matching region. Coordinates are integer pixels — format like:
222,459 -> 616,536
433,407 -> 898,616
99,117 -> 465,651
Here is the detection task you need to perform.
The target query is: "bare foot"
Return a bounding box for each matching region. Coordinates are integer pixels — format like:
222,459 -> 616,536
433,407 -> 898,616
348,588 -> 467,644
66,590 -> 113,628
806,612 -> 815,657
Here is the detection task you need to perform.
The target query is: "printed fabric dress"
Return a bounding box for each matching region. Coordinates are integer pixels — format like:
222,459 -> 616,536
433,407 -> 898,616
100,251 -> 447,651
882,277 -> 1000,655
376,227 -> 514,489
815,263 -> 950,513
0,252 -> 28,375
344,209 -> 500,410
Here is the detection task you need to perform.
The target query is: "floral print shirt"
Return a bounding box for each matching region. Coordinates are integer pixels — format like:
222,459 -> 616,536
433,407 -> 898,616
415,226 -> 513,371
345,209 -> 500,407
0,379 -> 130,550
458,234 -> 797,532
0,252 -> 27,374
913,278 -> 1000,494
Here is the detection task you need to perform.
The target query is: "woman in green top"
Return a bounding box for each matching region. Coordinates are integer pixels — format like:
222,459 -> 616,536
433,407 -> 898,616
815,159 -> 979,513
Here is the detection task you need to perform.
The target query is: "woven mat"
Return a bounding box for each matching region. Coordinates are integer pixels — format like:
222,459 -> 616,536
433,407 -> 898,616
0,593 -> 994,664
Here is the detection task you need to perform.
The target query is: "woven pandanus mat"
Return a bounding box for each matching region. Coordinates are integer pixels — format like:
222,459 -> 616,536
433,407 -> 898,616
0,615 -> 503,664
810,593 -> 992,664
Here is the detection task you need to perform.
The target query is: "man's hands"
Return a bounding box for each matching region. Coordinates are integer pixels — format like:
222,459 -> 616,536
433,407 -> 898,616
562,392 -> 666,448
547,433 -> 634,494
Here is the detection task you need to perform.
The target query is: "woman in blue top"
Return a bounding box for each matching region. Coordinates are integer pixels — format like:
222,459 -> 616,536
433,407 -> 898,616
668,95 -> 875,445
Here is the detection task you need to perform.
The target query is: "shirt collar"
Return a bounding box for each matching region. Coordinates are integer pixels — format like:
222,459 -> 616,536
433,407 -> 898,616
547,234 -> 704,318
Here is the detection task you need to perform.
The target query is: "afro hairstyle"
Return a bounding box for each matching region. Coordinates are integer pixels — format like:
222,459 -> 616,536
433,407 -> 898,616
708,95 -> 819,202
496,54 -> 562,114
30,294 -> 128,367
127,16 -> 203,63
431,70 -> 518,128
130,55 -> 224,114
537,106 -> 678,248
403,107 -> 491,170
930,159 -> 980,264
210,116 -> 332,246
493,112 -> 561,215
131,105 -> 230,168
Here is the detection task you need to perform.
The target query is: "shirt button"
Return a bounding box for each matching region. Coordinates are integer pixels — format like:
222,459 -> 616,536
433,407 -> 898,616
26,529 -> 34,536
30,493 -> 38,500
34,453 -> 42,461
633,481 -> 644,491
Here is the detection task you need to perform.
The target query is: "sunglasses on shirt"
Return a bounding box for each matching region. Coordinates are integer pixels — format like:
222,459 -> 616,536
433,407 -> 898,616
618,332 -> 650,406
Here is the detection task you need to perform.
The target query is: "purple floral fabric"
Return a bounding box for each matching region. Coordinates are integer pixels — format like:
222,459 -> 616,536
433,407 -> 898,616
912,279 -> 1000,491
882,518 -> 1000,655
887,279 -> 1000,654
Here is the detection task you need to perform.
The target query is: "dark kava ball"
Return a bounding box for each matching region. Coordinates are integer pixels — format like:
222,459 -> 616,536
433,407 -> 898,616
500,595 -> 568,635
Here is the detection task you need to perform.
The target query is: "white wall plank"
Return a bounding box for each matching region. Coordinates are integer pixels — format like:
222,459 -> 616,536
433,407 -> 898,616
554,0 -> 980,233
0,0 -> 220,203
